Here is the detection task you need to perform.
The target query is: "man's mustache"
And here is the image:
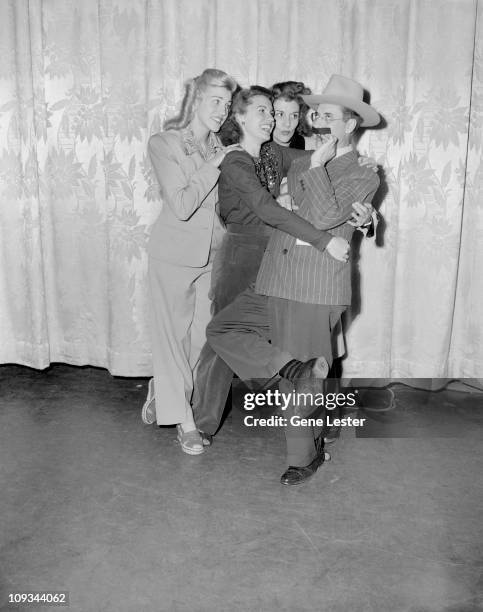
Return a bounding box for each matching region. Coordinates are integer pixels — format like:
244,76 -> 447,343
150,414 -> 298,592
312,127 -> 332,135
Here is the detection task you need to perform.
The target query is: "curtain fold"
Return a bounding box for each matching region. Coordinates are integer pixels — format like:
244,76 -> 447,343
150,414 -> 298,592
0,0 -> 481,380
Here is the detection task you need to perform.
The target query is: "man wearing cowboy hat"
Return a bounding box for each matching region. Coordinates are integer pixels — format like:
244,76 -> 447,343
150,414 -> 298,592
207,75 -> 381,485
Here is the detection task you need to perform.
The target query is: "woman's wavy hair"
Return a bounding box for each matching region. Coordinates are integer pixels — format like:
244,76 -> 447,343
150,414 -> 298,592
218,85 -> 273,145
164,68 -> 238,131
271,80 -> 313,137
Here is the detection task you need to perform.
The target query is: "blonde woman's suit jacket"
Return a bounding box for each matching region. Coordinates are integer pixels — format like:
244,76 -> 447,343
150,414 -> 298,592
147,129 -> 224,267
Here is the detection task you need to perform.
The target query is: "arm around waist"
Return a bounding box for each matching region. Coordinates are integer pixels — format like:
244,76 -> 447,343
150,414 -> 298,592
221,151 -> 332,250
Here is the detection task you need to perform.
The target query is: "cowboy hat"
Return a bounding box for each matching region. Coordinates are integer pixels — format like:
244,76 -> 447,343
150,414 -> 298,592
302,75 -> 379,127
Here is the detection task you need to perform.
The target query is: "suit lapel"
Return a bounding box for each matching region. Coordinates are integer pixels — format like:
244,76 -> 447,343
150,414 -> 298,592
288,156 -> 307,204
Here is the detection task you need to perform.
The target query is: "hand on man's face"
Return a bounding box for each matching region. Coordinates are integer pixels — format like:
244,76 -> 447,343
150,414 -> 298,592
310,135 -> 337,168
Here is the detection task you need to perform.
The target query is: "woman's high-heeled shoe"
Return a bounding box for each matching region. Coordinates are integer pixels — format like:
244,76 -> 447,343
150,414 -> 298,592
199,431 -> 213,447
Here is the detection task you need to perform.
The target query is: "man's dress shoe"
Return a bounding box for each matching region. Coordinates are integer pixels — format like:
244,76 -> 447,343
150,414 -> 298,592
280,440 -> 329,486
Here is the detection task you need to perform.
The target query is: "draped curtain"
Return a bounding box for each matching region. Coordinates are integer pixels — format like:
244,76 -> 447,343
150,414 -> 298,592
0,0 -> 481,380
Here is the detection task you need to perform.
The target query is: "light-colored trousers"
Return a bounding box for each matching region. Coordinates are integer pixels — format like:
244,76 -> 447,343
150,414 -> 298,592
148,257 -> 212,425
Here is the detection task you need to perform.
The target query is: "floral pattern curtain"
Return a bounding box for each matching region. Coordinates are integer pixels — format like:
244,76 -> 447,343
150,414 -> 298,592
0,0 -> 481,379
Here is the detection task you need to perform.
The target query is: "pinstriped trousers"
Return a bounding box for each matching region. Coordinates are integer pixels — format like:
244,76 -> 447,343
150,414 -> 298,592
269,297 -> 346,466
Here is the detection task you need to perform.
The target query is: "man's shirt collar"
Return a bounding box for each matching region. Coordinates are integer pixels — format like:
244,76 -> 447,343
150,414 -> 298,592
335,144 -> 354,158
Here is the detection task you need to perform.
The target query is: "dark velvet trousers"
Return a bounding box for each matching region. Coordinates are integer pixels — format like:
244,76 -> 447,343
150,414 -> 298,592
192,226 -> 269,435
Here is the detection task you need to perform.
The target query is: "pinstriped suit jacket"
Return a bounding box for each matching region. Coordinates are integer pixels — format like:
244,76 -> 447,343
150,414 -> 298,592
255,151 -> 379,305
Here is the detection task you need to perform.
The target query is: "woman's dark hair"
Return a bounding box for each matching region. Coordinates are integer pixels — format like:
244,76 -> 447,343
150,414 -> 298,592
218,85 -> 273,145
271,80 -> 313,138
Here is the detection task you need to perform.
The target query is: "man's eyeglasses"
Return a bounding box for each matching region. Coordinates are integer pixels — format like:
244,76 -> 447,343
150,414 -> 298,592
310,111 -> 345,124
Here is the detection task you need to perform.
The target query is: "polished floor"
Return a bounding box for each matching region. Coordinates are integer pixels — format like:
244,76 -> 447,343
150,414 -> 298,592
0,364 -> 482,612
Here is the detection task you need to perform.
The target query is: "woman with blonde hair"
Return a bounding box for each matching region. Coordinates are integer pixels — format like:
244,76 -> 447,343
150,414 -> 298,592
141,68 -> 238,455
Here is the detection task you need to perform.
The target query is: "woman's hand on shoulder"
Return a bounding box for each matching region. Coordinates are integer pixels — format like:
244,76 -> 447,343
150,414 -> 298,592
209,144 -> 243,168
358,155 -> 378,173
